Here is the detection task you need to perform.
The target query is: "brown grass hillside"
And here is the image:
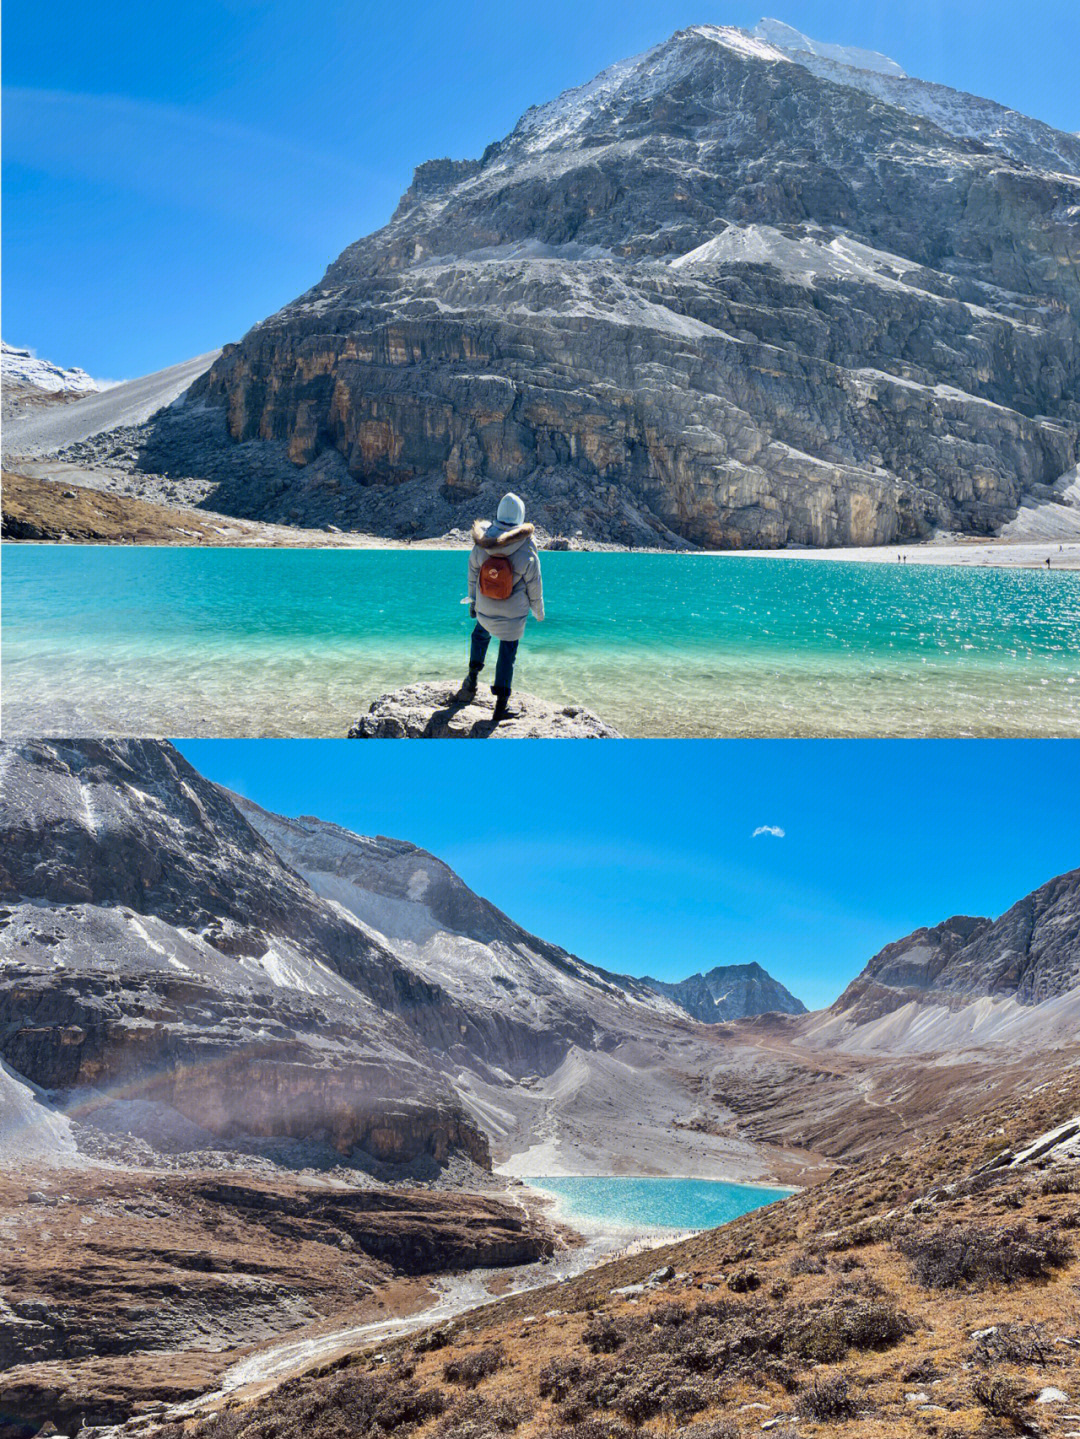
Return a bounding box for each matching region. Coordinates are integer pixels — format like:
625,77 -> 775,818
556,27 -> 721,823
152,1070 -> 1080,1439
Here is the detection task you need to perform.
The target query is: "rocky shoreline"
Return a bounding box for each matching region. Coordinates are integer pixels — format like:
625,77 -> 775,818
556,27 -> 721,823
5,466 -> 1078,565
348,683 -> 623,738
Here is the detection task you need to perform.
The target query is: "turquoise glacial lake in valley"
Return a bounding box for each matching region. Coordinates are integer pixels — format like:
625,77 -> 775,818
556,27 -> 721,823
523,1176 -> 793,1232
3,547 -> 1078,736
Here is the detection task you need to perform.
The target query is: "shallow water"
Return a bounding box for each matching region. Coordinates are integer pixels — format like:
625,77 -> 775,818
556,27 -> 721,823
523,1175 -> 792,1232
3,547 -> 1078,736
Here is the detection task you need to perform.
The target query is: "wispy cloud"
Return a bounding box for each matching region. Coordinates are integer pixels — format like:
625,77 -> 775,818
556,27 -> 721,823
752,825 -> 786,838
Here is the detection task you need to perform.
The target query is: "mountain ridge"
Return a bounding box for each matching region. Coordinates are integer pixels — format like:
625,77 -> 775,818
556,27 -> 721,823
642,960 -> 807,1021
181,19 -> 1079,545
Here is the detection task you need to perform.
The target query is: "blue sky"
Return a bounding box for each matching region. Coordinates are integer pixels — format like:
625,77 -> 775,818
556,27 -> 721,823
175,739 -> 1080,1010
5,0 -> 1079,380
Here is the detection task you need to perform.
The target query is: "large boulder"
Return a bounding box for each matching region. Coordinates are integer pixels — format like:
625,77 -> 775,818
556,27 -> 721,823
348,682 -> 622,737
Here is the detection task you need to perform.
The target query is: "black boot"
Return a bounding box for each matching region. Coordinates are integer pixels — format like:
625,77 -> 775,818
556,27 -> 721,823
490,689 -> 512,725
458,666 -> 481,700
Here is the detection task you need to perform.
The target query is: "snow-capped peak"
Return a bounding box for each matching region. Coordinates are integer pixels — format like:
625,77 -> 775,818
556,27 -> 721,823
2,340 -> 99,396
752,18 -> 906,77
686,24 -> 791,64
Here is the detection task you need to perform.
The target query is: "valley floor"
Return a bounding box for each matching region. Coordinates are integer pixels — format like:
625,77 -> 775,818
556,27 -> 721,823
84,1070 -> 1080,1439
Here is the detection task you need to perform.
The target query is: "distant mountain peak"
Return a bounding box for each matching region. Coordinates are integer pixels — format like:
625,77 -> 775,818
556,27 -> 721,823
643,962 -> 807,1023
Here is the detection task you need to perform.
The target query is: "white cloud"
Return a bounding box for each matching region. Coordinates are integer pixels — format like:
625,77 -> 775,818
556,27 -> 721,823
752,825 -> 786,838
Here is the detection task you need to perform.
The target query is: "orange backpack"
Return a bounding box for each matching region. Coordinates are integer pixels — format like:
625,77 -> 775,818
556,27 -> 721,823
479,554 -> 515,600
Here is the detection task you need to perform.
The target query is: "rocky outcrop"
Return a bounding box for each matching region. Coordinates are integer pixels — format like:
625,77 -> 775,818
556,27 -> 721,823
0,740 -> 491,1169
191,1178 -> 554,1274
830,869 -> 1080,1023
644,962 -> 807,1022
180,24 -> 1078,546
348,682 -> 621,737
1,342 -> 97,425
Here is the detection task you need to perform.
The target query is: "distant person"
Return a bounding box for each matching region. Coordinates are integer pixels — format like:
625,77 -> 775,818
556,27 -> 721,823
459,492 -> 545,724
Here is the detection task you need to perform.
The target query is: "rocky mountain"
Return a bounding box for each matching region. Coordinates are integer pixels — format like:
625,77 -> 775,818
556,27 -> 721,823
797,867 -> 1080,1053
229,790 -> 680,1077
0,740 -> 796,1183
2,341 -> 97,424
0,740 -> 488,1169
158,19 -> 1080,545
228,793 -> 797,1180
642,961 -> 807,1021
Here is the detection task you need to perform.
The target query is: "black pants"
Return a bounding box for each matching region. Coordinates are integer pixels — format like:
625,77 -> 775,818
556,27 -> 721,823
470,623 -> 519,693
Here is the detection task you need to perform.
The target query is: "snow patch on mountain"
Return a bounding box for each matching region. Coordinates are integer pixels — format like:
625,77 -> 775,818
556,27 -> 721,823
770,40 -> 1080,176
753,19 -> 906,77
671,225 -> 927,293
2,340 -> 99,396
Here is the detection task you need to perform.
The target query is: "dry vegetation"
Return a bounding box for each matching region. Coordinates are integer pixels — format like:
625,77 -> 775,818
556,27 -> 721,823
0,471 -> 368,546
0,1171 -> 549,1437
152,1071 -> 1080,1439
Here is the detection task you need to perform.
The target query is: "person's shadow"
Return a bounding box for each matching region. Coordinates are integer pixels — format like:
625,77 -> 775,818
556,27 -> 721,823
421,689 -> 505,737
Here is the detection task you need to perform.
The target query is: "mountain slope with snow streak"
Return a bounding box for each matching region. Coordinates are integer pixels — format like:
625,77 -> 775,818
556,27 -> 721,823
185,20 -> 1079,545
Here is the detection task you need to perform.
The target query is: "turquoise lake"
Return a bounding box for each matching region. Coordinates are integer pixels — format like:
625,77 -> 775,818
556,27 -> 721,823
3,547 -> 1078,737
523,1176 -> 792,1232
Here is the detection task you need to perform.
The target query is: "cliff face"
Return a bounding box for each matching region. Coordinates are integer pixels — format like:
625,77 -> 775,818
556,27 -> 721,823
192,23 -> 1079,546
0,740 -> 490,1169
822,868 -> 1080,1034
643,962 -> 807,1021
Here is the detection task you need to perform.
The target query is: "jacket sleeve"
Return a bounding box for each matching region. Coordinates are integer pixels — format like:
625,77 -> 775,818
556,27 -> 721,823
525,551 -> 545,621
468,547 -> 480,604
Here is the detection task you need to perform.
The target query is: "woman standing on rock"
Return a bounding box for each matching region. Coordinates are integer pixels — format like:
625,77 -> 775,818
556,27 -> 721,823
459,493 -> 545,725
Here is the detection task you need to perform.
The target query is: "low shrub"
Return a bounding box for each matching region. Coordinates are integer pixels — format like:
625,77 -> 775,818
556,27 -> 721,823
538,1357 -> 584,1401
797,1372 -> 857,1421
1041,1168 -> 1078,1195
443,1346 -> 505,1388
791,1297 -> 911,1361
616,1384 -> 662,1424
972,1322 -> 1053,1367
581,1316 -> 624,1353
435,1393 -> 527,1436
373,1386 -> 447,1431
972,1373 -> 1029,1424
897,1222 -> 1073,1289
789,1251 -> 826,1275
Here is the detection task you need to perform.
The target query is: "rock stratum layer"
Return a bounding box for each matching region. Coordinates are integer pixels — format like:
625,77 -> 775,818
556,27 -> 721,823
190,22 -> 1080,546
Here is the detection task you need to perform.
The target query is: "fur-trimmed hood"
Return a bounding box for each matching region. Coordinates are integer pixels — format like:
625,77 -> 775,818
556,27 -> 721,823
472,520 -> 535,552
